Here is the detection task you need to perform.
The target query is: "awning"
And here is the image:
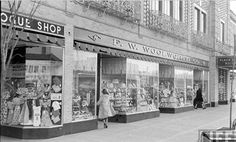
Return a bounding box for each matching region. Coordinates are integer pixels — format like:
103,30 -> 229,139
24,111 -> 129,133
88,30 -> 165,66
74,41 -> 209,70
2,28 -> 64,47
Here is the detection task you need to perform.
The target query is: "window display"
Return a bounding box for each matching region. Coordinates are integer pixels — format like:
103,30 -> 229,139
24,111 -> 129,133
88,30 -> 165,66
175,67 -> 186,107
127,59 -> 159,112
159,65 -> 194,108
101,56 -> 159,114
159,64 -> 175,108
194,69 -> 209,103
1,46 -> 63,127
194,70 -> 203,90
72,50 -> 97,121
102,57 -> 128,113
186,70 -> 194,105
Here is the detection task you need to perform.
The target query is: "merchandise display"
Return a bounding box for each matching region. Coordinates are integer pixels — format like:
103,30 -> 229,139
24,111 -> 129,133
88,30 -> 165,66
159,64 -> 176,108
72,51 -> 97,121
0,46 -> 63,127
127,59 -> 159,112
102,76 -> 131,113
159,66 -> 194,108
159,79 -> 178,108
101,57 -> 159,114
186,86 -> 194,105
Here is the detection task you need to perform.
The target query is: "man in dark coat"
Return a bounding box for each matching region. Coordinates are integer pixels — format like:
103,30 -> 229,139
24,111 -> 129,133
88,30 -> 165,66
193,88 -> 206,109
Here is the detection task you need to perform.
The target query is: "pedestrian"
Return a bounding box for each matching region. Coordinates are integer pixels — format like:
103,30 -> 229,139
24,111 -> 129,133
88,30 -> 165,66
193,87 -> 206,109
97,89 -> 116,128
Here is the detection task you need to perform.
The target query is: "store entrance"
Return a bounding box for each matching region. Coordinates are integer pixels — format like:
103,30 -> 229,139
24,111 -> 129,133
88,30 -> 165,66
97,54 -> 126,116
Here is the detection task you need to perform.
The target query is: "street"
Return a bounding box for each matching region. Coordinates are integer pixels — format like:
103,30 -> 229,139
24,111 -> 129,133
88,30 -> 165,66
1,103 -> 236,142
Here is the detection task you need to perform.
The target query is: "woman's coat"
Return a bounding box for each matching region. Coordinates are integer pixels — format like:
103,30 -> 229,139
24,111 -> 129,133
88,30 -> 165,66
97,94 -> 116,119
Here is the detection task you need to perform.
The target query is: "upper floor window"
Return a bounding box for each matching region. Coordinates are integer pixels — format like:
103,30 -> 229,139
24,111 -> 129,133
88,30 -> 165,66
159,0 -> 163,13
220,21 -> 225,43
194,6 -> 207,33
169,0 -> 174,18
202,12 -> 206,33
149,0 -> 184,21
179,0 -> 183,22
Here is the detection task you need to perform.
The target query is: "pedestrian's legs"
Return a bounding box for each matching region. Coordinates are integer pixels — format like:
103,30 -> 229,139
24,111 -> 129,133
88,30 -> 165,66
103,118 -> 108,128
193,99 -> 197,109
202,102 -> 206,109
103,118 -> 106,128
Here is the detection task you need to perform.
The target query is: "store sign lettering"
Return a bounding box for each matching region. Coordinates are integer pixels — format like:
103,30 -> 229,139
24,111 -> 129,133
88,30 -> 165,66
113,39 -> 123,47
74,28 -> 209,67
217,56 -> 236,68
1,11 -> 64,36
112,38 -> 208,67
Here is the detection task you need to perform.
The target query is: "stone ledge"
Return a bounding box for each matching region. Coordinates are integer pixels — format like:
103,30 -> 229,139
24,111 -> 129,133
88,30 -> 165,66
0,119 -> 98,139
159,106 -> 194,113
109,110 -> 160,123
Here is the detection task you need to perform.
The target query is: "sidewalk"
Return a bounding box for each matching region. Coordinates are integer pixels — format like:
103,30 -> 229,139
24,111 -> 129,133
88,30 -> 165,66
1,103 -> 236,142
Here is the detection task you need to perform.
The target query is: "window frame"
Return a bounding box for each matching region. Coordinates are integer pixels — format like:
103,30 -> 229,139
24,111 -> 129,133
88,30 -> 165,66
169,0 -> 174,18
179,0 -> 184,22
220,20 -> 225,43
193,4 -> 207,33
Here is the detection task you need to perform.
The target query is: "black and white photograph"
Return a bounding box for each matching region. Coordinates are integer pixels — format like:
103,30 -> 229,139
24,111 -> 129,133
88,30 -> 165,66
1,0 -> 236,141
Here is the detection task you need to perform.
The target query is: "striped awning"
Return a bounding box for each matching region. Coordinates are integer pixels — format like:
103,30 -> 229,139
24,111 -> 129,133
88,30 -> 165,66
74,41 -> 209,70
2,28 -> 64,46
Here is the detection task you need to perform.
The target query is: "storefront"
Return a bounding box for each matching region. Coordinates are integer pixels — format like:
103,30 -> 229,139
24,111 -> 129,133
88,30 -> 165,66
1,11 -> 65,139
73,28 -> 209,118
217,56 -> 235,104
73,43 -> 160,123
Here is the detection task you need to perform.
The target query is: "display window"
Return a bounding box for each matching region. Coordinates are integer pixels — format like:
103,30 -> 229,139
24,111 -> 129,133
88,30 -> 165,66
159,65 -> 194,108
1,45 -> 63,127
159,64 -> 175,108
101,57 -> 127,113
127,59 -> 159,112
174,67 -> 194,107
185,70 -> 194,105
194,70 -> 203,91
194,69 -> 209,103
101,56 -> 159,114
72,50 -> 97,121
203,71 -> 209,103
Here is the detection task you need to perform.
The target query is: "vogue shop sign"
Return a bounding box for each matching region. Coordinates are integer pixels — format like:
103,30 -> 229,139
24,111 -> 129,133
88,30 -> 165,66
1,11 -> 64,36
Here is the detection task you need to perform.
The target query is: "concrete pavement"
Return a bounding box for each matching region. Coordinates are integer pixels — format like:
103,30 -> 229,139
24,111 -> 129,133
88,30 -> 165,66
1,103 -> 236,142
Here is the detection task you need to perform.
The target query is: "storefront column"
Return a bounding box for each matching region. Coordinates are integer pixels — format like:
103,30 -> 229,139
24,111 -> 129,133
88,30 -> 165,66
63,24 -> 74,123
209,55 -> 219,107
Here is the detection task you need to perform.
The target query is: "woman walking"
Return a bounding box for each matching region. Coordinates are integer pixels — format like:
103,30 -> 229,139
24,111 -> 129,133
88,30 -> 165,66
194,87 -> 206,109
97,89 -> 116,128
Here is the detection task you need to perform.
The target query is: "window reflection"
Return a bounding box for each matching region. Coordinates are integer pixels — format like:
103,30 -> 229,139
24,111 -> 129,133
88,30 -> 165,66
72,50 -> 97,121
127,59 -> 159,112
